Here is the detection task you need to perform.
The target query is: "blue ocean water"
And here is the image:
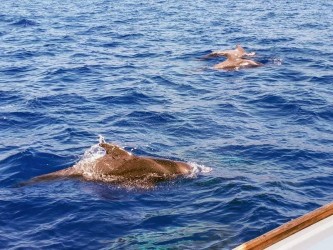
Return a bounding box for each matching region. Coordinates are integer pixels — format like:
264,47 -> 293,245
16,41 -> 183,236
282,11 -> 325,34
1,0 -> 333,249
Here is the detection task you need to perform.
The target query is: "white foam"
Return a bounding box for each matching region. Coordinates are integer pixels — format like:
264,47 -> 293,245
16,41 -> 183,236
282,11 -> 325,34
74,143 -> 106,179
81,144 -> 106,162
187,162 -> 212,178
98,134 -> 105,144
272,57 -> 283,65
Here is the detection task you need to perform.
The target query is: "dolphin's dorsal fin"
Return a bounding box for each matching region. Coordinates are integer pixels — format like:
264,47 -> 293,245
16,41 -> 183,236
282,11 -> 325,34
100,142 -> 131,157
236,44 -> 245,54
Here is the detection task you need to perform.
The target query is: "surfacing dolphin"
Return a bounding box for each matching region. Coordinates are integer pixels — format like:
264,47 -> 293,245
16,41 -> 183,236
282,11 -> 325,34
205,44 -> 256,59
213,51 -> 262,70
25,139 -> 192,188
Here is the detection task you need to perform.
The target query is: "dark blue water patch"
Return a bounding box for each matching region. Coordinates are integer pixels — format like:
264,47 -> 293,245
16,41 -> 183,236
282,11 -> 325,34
150,75 -> 177,86
118,33 -> 145,40
96,91 -> 167,107
0,14 -> 9,22
127,110 -> 178,125
246,94 -> 301,116
288,56 -> 319,68
51,127 -> 95,142
217,144 -> 328,164
26,94 -> 90,109
246,93 -> 332,125
103,116 -> 138,131
133,51 -> 161,59
102,41 -> 123,48
310,75 -> 333,85
8,49 -> 37,60
0,111 -> 55,131
237,205 -> 286,240
308,59 -> 333,70
0,150 -> 73,187
247,94 -> 289,107
45,35 -> 77,45
0,185 -> 106,248
259,37 -> 295,45
47,66 -> 91,76
297,22 -> 329,30
11,18 -> 39,27
201,177 -> 262,202
315,107 -> 333,122
273,68 -> 311,81
137,214 -> 183,230
113,50 -> 161,59
70,52 -> 90,58
176,50 -> 207,60
277,46 -> 310,55
260,11 -> 276,19
110,226 -> 232,250
0,90 -> 23,103
215,103 -> 251,118
300,175 -> 333,193
222,26 -> 242,36
85,25 -> 109,34
0,65 -> 35,76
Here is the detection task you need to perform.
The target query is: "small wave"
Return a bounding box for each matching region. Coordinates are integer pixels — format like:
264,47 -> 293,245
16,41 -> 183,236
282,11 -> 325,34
48,66 -> 94,76
1,66 -> 33,75
128,110 -> 177,124
97,91 -> 161,106
26,93 -> 89,108
11,18 -> 38,27
103,41 -> 123,48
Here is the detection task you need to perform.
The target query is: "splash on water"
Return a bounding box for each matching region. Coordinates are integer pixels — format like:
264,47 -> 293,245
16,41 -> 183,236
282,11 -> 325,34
80,144 -> 106,163
98,134 -> 106,144
272,57 -> 283,65
187,162 -> 212,178
73,139 -> 106,179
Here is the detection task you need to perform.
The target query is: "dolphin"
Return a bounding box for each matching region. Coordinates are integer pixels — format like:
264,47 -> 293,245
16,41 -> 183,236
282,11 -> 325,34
25,140 -> 192,188
205,44 -> 256,59
213,51 -> 262,70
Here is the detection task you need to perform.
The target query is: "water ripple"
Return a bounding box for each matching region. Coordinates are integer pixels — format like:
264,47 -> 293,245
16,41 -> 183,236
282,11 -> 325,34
11,18 -> 39,27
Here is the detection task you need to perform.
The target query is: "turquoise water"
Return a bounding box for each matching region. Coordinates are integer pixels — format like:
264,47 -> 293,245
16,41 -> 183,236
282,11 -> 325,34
1,0 -> 333,249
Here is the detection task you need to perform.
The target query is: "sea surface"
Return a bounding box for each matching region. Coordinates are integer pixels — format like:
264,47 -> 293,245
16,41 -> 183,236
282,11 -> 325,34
1,0 -> 333,249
